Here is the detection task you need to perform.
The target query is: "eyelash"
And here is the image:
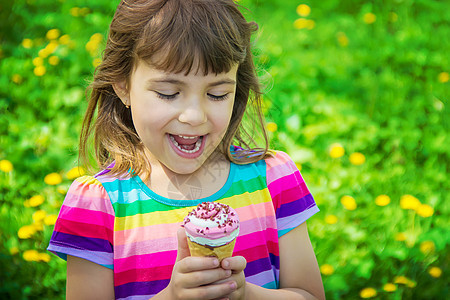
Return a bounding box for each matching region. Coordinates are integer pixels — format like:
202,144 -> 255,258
154,92 -> 230,101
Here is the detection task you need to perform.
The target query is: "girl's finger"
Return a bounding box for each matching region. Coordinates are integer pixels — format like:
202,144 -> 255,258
183,280 -> 237,300
181,268 -> 232,288
221,256 -> 246,273
177,256 -> 220,273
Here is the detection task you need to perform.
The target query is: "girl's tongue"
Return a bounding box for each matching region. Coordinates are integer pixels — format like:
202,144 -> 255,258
171,135 -> 201,151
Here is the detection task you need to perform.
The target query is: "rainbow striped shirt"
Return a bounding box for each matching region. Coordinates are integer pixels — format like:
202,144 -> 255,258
48,151 -> 319,299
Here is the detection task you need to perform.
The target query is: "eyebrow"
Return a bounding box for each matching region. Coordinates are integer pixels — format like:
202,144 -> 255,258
147,78 -> 236,87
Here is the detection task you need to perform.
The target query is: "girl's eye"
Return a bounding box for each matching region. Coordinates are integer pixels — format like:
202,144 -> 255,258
208,93 -> 230,101
155,91 -> 179,100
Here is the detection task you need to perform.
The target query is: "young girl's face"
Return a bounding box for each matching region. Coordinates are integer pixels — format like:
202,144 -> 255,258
124,59 -> 238,175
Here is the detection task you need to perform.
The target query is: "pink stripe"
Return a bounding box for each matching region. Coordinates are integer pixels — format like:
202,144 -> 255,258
268,174 -> 309,201
64,181 -> 115,215
114,222 -> 181,246
265,151 -> 292,170
266,160 -> 300,185
59,205 -> 114,227
115,236 -> 177,259
115,250 -> 177,273
114,214 -> 277,259
115,228 -> 279,273
234,228 -> 279,253
235,201 -> 275,223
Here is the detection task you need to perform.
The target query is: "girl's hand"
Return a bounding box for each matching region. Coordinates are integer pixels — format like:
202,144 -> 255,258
217,256 -> 247,300
165,228 -> 238,300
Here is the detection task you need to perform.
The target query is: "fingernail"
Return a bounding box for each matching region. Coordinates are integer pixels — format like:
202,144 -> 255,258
212,258 -> 219,266
223,260 -> 230,268
226,270 -> 232,277
229,281 -> 237,290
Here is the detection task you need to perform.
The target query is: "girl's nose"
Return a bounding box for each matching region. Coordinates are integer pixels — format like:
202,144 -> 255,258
178,101 -> 207,126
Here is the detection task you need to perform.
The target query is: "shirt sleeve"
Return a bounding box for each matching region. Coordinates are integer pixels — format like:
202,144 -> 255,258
47,175 -> 115,269
266,151 -> 319,237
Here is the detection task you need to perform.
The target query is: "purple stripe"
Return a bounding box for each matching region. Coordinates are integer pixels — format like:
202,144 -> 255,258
115,279 -> 169,299
47,244 -> 113,268
276,193 -> 315,218
244,256 -> 273,277
278,205 -> 320,233
50,231 -> 112,253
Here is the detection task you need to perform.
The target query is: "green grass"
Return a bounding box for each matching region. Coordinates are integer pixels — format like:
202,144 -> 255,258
0,0 -> 448,298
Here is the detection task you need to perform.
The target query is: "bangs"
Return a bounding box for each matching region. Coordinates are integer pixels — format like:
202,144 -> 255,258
133,0 -> 250,75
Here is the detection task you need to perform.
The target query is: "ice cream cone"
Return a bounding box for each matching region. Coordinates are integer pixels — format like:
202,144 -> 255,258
187,238 -> 236,261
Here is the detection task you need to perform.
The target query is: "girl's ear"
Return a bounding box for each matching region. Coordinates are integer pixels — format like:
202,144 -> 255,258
112,81 -> 130,106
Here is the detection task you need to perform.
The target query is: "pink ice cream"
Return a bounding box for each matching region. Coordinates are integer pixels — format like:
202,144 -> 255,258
183,202 -> 240,247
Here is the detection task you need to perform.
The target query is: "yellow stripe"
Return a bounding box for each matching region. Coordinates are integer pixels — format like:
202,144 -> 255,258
75,175 -> 103,186
114,188 -> 271,231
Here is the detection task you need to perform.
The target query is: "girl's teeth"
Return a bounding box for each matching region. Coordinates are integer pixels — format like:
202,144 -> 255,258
178,135 -> 197,139
170,135 -> 203,153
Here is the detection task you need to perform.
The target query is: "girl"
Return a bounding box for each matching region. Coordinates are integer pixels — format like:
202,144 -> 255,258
48,0 -> 325,299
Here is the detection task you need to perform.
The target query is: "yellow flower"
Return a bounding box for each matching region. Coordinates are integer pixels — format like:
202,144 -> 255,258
389,12 -> 398,22
22,38 -> 33,48
91,33 -> 103,42
57,186 -> 68,195
359,287 -> 377,298
80,7 -> 91,16
394,276 -> 408,284
34,66 -> 46,76
38,48 -> 50,58
428,266 -> 442,278
294,19 -> 315,30
395,232 -> 406,241
325,215 -> 338,224
59,34 -> 71,45
296,4 -> 311,17
363,12 -> 376,24
266,122 -> 278,132
28,195 -> 45,207
438,72 -> 449,83
419,240 -> 435,255
18,225 -> 36,239
33,222 -> 44,231
46,29 -> 61,40
32,210 -> 47,223
38,253 -> 51,262
70,7 -> 80,17
295,163 -> 302,171
9,246 -> 19,255
44,214 -> 58,226
329,143 -> 345,158
336,32 -> 349,47
383,283 -> 397,292
400,195 -> 421,210
375,194 -> 390,206
66,166 -> 86,180
341,195 -> 357,210
93,58 -> 102,67
349,152 -> 365,165
406,280 -> 417,288
320,264 -> 334,275
45,41 -> 59,54
32,57 -> 44,67
49,55 -> 60,66
12,74 -> 23,84
416,204 -> 434,217
23,250 -> 40,261
44,172 -> 62,185
0,159 -> 13,172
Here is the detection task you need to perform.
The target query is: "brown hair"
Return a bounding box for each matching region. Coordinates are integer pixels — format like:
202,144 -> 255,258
80,0 -> 272,178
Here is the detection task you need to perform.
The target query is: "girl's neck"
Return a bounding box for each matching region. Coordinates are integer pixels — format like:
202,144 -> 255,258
142,151 -> 230,200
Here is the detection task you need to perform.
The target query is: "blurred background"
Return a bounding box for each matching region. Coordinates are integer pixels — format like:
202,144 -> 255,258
0,0 -> 448,299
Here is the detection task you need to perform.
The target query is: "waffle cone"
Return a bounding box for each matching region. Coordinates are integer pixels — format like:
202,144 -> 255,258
187,238 -> 236,261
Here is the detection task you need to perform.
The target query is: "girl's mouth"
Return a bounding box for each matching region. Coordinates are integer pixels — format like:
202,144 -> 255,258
168,134 -> 206,158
